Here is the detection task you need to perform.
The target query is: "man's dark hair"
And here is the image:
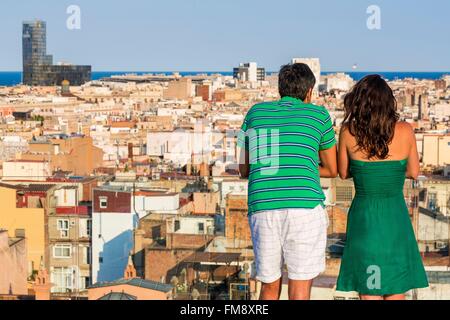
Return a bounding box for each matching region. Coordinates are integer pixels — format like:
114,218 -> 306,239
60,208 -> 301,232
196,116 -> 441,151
278,63 -> 316,101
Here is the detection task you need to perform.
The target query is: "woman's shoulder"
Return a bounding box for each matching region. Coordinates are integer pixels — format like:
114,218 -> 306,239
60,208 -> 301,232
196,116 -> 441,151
395,121 -> 415,137
338,123 -> 356,148
339,123 -> 353,138
395,121 -> 413,130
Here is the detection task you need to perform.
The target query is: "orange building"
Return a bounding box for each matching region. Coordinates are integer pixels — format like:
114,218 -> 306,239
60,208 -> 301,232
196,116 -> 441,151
193,192 -> 219,215
19,134 -> 103,176
0,106 -> 15,118
0,230 -> 28,295
0,184 -> 48,275
225,194 -> 251,244
195,84 -> 211,101
213,89 -> 243,102
163,78 -> 192,100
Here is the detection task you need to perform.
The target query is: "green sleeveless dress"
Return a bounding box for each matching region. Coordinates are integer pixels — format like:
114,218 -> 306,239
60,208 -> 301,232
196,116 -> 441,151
336,159 -> 429,295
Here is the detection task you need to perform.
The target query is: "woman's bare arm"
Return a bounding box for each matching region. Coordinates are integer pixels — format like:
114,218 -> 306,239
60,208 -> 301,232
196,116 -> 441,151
338,126 -> 351,180
405,124 -> 420,180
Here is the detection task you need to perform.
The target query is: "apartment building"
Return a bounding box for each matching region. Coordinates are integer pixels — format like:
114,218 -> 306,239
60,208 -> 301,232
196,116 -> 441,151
19,134 -> 104,176
0,183 -> 55,275
91,186 -> 181,283
423,134 -> 450,167
48,204 -> 91,295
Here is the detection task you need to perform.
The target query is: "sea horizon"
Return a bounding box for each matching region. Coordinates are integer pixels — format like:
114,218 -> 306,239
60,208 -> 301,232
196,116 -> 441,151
0,70 -> 449,86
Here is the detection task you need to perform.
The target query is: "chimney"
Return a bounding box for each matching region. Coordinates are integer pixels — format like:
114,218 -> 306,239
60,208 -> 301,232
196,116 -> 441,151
15,229 -> 26,238
33,257 -> 52,300
128,143 -> 134,162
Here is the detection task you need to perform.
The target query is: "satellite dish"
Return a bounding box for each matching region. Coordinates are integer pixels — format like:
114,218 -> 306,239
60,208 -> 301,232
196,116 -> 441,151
191,289 -> 200,300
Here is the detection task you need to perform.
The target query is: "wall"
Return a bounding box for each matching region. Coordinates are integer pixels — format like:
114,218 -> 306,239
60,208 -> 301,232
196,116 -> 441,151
0,232 -> 28,295
93,189 -> 131,213
193,192 -> 219,215
144,248 -> 195,283
422,180 -> 450,216
23,136 -> 104,176
54,188 -> 77,207
166,216 -> 215,235
225,195 -> 251,244
91,211 -> 135,283
2,161 -> 50,181
327,206 -> 348,236
166,233 -> 213,250
423,135 -> 450,167
417,210 -> 449,253
134,194 -> 179,212
219,180 -> 247,208
0,186 -> 45,274
163,78 -> 192,100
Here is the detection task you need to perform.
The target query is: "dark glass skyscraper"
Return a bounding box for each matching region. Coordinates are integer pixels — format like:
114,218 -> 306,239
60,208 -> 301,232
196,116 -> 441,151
22,20 -> 91,86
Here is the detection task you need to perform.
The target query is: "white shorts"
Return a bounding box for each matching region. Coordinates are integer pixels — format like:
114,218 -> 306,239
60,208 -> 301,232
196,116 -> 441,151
249,205 -> 328,283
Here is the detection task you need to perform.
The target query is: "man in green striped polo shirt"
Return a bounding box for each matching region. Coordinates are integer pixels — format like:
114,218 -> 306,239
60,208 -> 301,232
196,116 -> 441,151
238,63 -> 337,300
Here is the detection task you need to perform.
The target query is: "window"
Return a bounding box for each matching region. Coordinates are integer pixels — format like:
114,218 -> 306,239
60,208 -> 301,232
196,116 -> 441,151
53,244 -> 72,258
81,276 -> 90,290
86,219 -> 92,237
51,267 -> 73,293
428,192 -> 438,211
83,246 -> 91,265
99,196 -> 108,209
174,220 -> 180,232
57,219 -> 69,238
79,219 -> 92,238
198,223 -> 205,233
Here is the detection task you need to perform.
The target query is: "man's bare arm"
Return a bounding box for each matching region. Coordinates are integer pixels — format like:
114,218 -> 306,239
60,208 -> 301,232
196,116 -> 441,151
319,145 -> 338,178
238,147 -> 250,179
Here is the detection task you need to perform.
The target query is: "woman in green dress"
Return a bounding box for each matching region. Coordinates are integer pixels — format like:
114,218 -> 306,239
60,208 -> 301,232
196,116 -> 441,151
336,75 -> 429,300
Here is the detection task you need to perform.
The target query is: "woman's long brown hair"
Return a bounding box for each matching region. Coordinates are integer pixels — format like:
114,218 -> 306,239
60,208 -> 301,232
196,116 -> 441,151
343,74 -> 400,159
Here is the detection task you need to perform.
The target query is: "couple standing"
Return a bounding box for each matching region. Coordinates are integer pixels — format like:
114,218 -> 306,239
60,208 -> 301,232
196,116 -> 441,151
238,63 -> 428,300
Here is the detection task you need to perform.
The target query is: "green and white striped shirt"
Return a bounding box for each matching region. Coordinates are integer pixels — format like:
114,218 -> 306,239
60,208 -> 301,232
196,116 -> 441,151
238,96 -> 336,215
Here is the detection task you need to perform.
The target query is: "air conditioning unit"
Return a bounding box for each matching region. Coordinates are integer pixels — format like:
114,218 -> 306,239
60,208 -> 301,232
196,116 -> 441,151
435,241 -> 447,249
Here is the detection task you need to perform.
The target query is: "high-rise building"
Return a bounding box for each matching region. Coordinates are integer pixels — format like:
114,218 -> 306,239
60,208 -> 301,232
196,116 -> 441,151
233,62 -> 265,82
418,93 -> 429,120
22,20 -> 53,67
291,58 -> 321,95
22,20 -> 91,86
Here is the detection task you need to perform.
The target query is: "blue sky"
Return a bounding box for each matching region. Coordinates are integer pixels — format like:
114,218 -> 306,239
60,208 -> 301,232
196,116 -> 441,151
0,0 -> 449,72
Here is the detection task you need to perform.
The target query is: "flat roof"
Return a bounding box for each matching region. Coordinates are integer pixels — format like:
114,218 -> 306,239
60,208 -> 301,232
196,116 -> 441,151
0,182 -> 56,192
184,252 -> 241,264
